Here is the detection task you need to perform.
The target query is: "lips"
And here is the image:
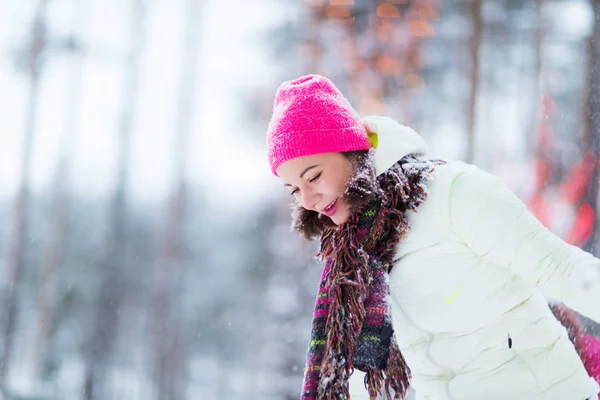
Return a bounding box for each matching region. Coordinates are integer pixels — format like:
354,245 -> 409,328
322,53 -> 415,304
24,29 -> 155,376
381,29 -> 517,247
321,199 -> 338,217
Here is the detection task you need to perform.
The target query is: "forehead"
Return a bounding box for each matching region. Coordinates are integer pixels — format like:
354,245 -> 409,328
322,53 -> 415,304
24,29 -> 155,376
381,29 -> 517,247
277,153 -> 343,180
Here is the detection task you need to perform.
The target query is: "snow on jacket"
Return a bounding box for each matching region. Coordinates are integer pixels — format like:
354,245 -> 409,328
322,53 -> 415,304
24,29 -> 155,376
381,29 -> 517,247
349,116 -> 600,400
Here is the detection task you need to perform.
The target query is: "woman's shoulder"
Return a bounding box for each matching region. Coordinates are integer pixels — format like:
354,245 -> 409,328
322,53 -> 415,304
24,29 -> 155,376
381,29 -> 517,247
419,160 -> 502,211
428,160 -> 504,195
423,159 -> 475,191
430,159 -> 478,177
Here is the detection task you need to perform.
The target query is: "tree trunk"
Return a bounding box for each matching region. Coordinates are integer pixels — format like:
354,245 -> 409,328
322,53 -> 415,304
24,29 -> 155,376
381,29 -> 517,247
0,0 -> 49,388
151,0 -> 201,398
527,0 -> 544,155
307,6 -> 322,74
466,0 -> 482,164
582,0 -> 600,255
83,0 -> 146,398
32,0 -> 89,384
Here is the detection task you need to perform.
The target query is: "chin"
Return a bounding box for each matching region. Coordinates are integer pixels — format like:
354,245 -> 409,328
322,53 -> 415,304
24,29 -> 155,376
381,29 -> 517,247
331,210 -> 350,226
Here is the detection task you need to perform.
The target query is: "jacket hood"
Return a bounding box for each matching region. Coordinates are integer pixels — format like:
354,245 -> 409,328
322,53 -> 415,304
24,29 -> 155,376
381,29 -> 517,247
362,115 -> 428,176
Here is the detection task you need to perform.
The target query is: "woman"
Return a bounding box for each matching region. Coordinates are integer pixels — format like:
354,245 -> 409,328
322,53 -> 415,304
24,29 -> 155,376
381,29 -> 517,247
266,74 -> 600,399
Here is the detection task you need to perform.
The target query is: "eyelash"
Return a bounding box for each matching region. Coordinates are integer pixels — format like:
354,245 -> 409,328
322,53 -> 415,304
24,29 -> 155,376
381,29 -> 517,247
291,173 -> 321,196
310,172 -> 322,183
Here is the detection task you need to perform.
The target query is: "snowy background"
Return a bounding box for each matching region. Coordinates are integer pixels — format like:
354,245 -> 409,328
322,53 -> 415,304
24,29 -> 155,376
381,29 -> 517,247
0,0 -> 599,399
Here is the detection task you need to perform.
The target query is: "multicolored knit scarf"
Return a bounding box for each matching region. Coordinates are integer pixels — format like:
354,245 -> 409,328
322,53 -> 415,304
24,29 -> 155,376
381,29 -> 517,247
300,155 -> 442,400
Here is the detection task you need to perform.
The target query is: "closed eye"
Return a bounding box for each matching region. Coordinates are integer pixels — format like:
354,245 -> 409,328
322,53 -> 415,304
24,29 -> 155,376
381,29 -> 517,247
289,172 -> 320,196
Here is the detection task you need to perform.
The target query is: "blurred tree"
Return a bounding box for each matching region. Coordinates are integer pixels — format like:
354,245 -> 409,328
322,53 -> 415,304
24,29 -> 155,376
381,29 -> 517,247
580,0 -> 600,255
250,202 -> 317,399
31,0 -> 89,384
466,0 -> 482,163
82,0 -> 147,398
1,0 -> 49,388
526,0 -> 545,154
541,0 -> 600,253
150,0 -> 202,398
528,95 -> 557,229
304,0 -> 439,124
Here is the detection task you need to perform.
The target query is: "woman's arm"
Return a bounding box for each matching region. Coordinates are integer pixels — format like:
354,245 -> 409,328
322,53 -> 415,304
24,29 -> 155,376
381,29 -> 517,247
448,162 -> 600,323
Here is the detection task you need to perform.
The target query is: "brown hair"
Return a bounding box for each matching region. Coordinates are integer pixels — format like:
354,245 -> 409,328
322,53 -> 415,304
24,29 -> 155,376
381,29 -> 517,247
291,150 -> 379,240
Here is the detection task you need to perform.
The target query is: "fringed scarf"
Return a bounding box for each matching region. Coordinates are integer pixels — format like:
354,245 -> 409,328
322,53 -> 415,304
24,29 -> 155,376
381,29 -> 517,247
300,155 -> 442,400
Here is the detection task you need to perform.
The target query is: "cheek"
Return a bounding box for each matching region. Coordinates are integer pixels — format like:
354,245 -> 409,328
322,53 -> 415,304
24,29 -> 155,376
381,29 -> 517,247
338,180 -> 349,195
324,178 -> 348,196
339,171 -> 353,193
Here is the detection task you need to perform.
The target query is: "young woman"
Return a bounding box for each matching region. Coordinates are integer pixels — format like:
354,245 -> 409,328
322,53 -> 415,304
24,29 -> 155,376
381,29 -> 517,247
266,74 -> 600,400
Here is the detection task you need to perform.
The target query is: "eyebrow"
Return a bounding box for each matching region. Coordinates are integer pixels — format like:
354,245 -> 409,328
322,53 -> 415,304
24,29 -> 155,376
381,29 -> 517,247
300,164 -> 319,178
283,164 -> 320,187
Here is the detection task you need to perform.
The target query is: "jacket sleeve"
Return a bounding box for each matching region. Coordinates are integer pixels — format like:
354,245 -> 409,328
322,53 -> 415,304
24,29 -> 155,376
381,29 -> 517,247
448,163 -> 600,324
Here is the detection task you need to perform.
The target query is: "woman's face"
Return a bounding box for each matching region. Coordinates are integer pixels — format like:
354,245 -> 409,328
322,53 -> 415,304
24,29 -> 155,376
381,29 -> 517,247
277,152 -> 354,225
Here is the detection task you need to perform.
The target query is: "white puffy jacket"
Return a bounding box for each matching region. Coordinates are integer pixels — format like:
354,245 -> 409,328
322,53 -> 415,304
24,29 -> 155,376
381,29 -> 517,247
349,116 -> 600,400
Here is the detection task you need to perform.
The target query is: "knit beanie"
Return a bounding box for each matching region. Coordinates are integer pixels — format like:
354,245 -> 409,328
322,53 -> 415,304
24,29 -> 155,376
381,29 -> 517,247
266,74 -> 371,176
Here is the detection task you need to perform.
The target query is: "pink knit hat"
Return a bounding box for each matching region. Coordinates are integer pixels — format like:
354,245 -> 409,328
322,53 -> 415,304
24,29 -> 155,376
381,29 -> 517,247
266,74 -> 371,176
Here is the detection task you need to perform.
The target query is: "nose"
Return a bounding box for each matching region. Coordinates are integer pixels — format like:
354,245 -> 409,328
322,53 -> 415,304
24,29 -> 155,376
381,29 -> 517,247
300,188 -> 320,211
